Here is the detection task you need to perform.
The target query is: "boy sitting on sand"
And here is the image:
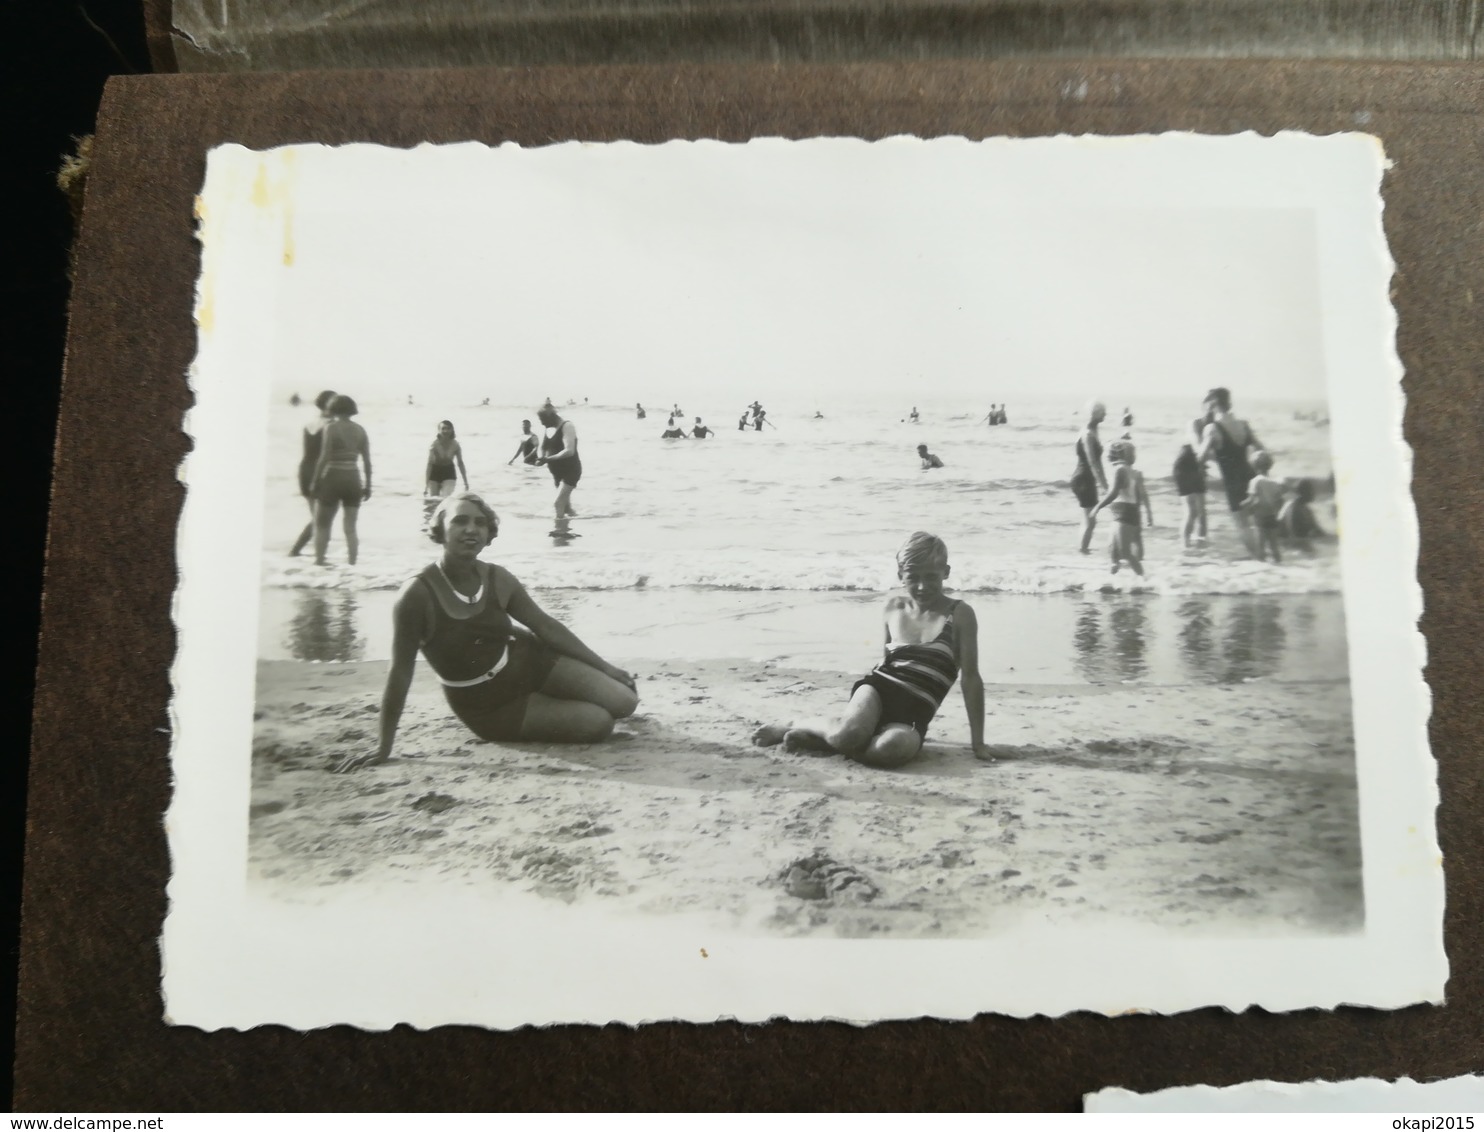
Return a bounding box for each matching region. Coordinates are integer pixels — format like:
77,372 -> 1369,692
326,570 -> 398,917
1242,450 -> 1286,563
1091,439 -> 1152,576
752,532 -> 987,767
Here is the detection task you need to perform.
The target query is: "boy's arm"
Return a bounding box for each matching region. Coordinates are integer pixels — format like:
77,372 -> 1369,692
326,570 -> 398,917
953,602 -> 988,759
1139,474 -> 1153,525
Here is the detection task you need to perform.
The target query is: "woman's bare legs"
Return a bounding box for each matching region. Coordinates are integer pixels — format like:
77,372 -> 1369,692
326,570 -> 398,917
554,482 -> 577,518
512,656 -> 637,742
539,656 -> 638,719
341,505 -> 360,566
1079,507 -> 1098,553
312,499 -> 339,565
290,497 -> 315,556
517,693 -> 618,742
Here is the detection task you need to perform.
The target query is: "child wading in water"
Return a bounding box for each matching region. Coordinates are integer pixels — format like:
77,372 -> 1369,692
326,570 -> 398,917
1242,450 -> 1286,563
752,532 -> 987,767
1092,439 -> 1152,575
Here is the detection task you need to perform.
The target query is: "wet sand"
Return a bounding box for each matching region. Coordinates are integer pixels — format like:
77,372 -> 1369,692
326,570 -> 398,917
250,657 -> 1362,937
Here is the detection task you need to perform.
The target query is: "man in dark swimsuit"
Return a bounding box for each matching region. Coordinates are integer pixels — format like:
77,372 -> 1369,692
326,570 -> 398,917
535,402 -> 582,519
1196,386 -> 1261,557
507,419 -> 539,466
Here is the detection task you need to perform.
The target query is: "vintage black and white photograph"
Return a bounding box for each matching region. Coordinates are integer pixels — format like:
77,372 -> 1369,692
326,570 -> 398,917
163,134 -> 1442,1027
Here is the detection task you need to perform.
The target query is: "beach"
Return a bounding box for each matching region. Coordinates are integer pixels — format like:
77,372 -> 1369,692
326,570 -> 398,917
250,393 -> 1359,937
250,597 -> 1361,937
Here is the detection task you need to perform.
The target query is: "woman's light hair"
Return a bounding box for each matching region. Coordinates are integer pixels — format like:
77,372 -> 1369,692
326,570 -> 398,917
1108,439 -> 1136,464
428,492 -> 500,545
896,531 -> 949,573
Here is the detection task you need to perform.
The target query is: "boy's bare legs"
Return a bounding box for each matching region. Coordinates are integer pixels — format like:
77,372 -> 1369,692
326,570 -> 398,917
851,723 -> 923,769
1123,522 -> 1145,575
753,685 -> 884,757
1262,528 -> 1281,564
1182,496 -> 1200,546
1233,510 -> 1260,558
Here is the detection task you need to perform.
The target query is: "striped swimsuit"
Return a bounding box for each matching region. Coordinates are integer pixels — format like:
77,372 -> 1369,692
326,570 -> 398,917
853,603 -> 961,734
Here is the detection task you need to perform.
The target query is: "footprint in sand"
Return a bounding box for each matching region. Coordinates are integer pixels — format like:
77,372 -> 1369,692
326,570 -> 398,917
410,792 -> 459,814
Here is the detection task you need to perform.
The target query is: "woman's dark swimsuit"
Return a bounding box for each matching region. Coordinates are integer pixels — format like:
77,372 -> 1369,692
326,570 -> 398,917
428,458 -> 457,482
1109,501 -> 1140,524
416,562 -> 559,741
1208,420 -> 1256,511
1070,432 -> 1103,510
1173,444 -> 1205,496
852,604 -> 961,737
542,428 -> 583,487
314,420 -> 363,508
298,424 -> 325,497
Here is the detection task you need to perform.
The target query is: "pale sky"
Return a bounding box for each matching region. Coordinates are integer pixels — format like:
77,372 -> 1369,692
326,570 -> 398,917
270,141 -> 1326,408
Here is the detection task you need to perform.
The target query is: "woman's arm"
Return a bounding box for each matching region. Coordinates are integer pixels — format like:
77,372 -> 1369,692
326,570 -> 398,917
454,442 -> 468,489
501,569 -> 634,688
1196,421 -> 1220,465
1139,473 -> 1154,525
1085,429 -> 1108,490
333,584 -> 424,772
1092,465 -> 1127,513
360,426 -> 373,500
953,602 -> 988,759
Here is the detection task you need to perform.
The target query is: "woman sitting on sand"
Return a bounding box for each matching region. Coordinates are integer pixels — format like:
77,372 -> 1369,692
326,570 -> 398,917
752,532 -> 986,768
333,493 -> 638,772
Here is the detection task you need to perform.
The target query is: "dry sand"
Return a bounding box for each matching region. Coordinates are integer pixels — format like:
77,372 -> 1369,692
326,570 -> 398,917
250,659 -> 1362,937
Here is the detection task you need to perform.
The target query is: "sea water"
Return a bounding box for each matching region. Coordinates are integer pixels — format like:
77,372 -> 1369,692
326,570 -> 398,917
256,393 -> 1347,680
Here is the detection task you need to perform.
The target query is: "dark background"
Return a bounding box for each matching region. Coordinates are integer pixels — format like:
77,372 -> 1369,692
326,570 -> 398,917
7,0 -> 152,1108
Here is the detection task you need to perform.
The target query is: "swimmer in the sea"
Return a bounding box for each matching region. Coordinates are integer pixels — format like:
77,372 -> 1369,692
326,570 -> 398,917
917,443 -> 944,469
661,417 -> 686,439
691,417 -> 712,438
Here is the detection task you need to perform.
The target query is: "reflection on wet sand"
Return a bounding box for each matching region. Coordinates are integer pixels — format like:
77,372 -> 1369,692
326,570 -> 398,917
1076,594 -> 1307,686
1074,601 -> 1148,684
285,589 -> 365,663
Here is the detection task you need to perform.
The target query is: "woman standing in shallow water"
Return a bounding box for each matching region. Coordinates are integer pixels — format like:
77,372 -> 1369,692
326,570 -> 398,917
424,420 -> 468,498
1070,400 -> 1109,553
1196,386 -> 1262,558
310,394 -> 372,566
333,493 -> 637,772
